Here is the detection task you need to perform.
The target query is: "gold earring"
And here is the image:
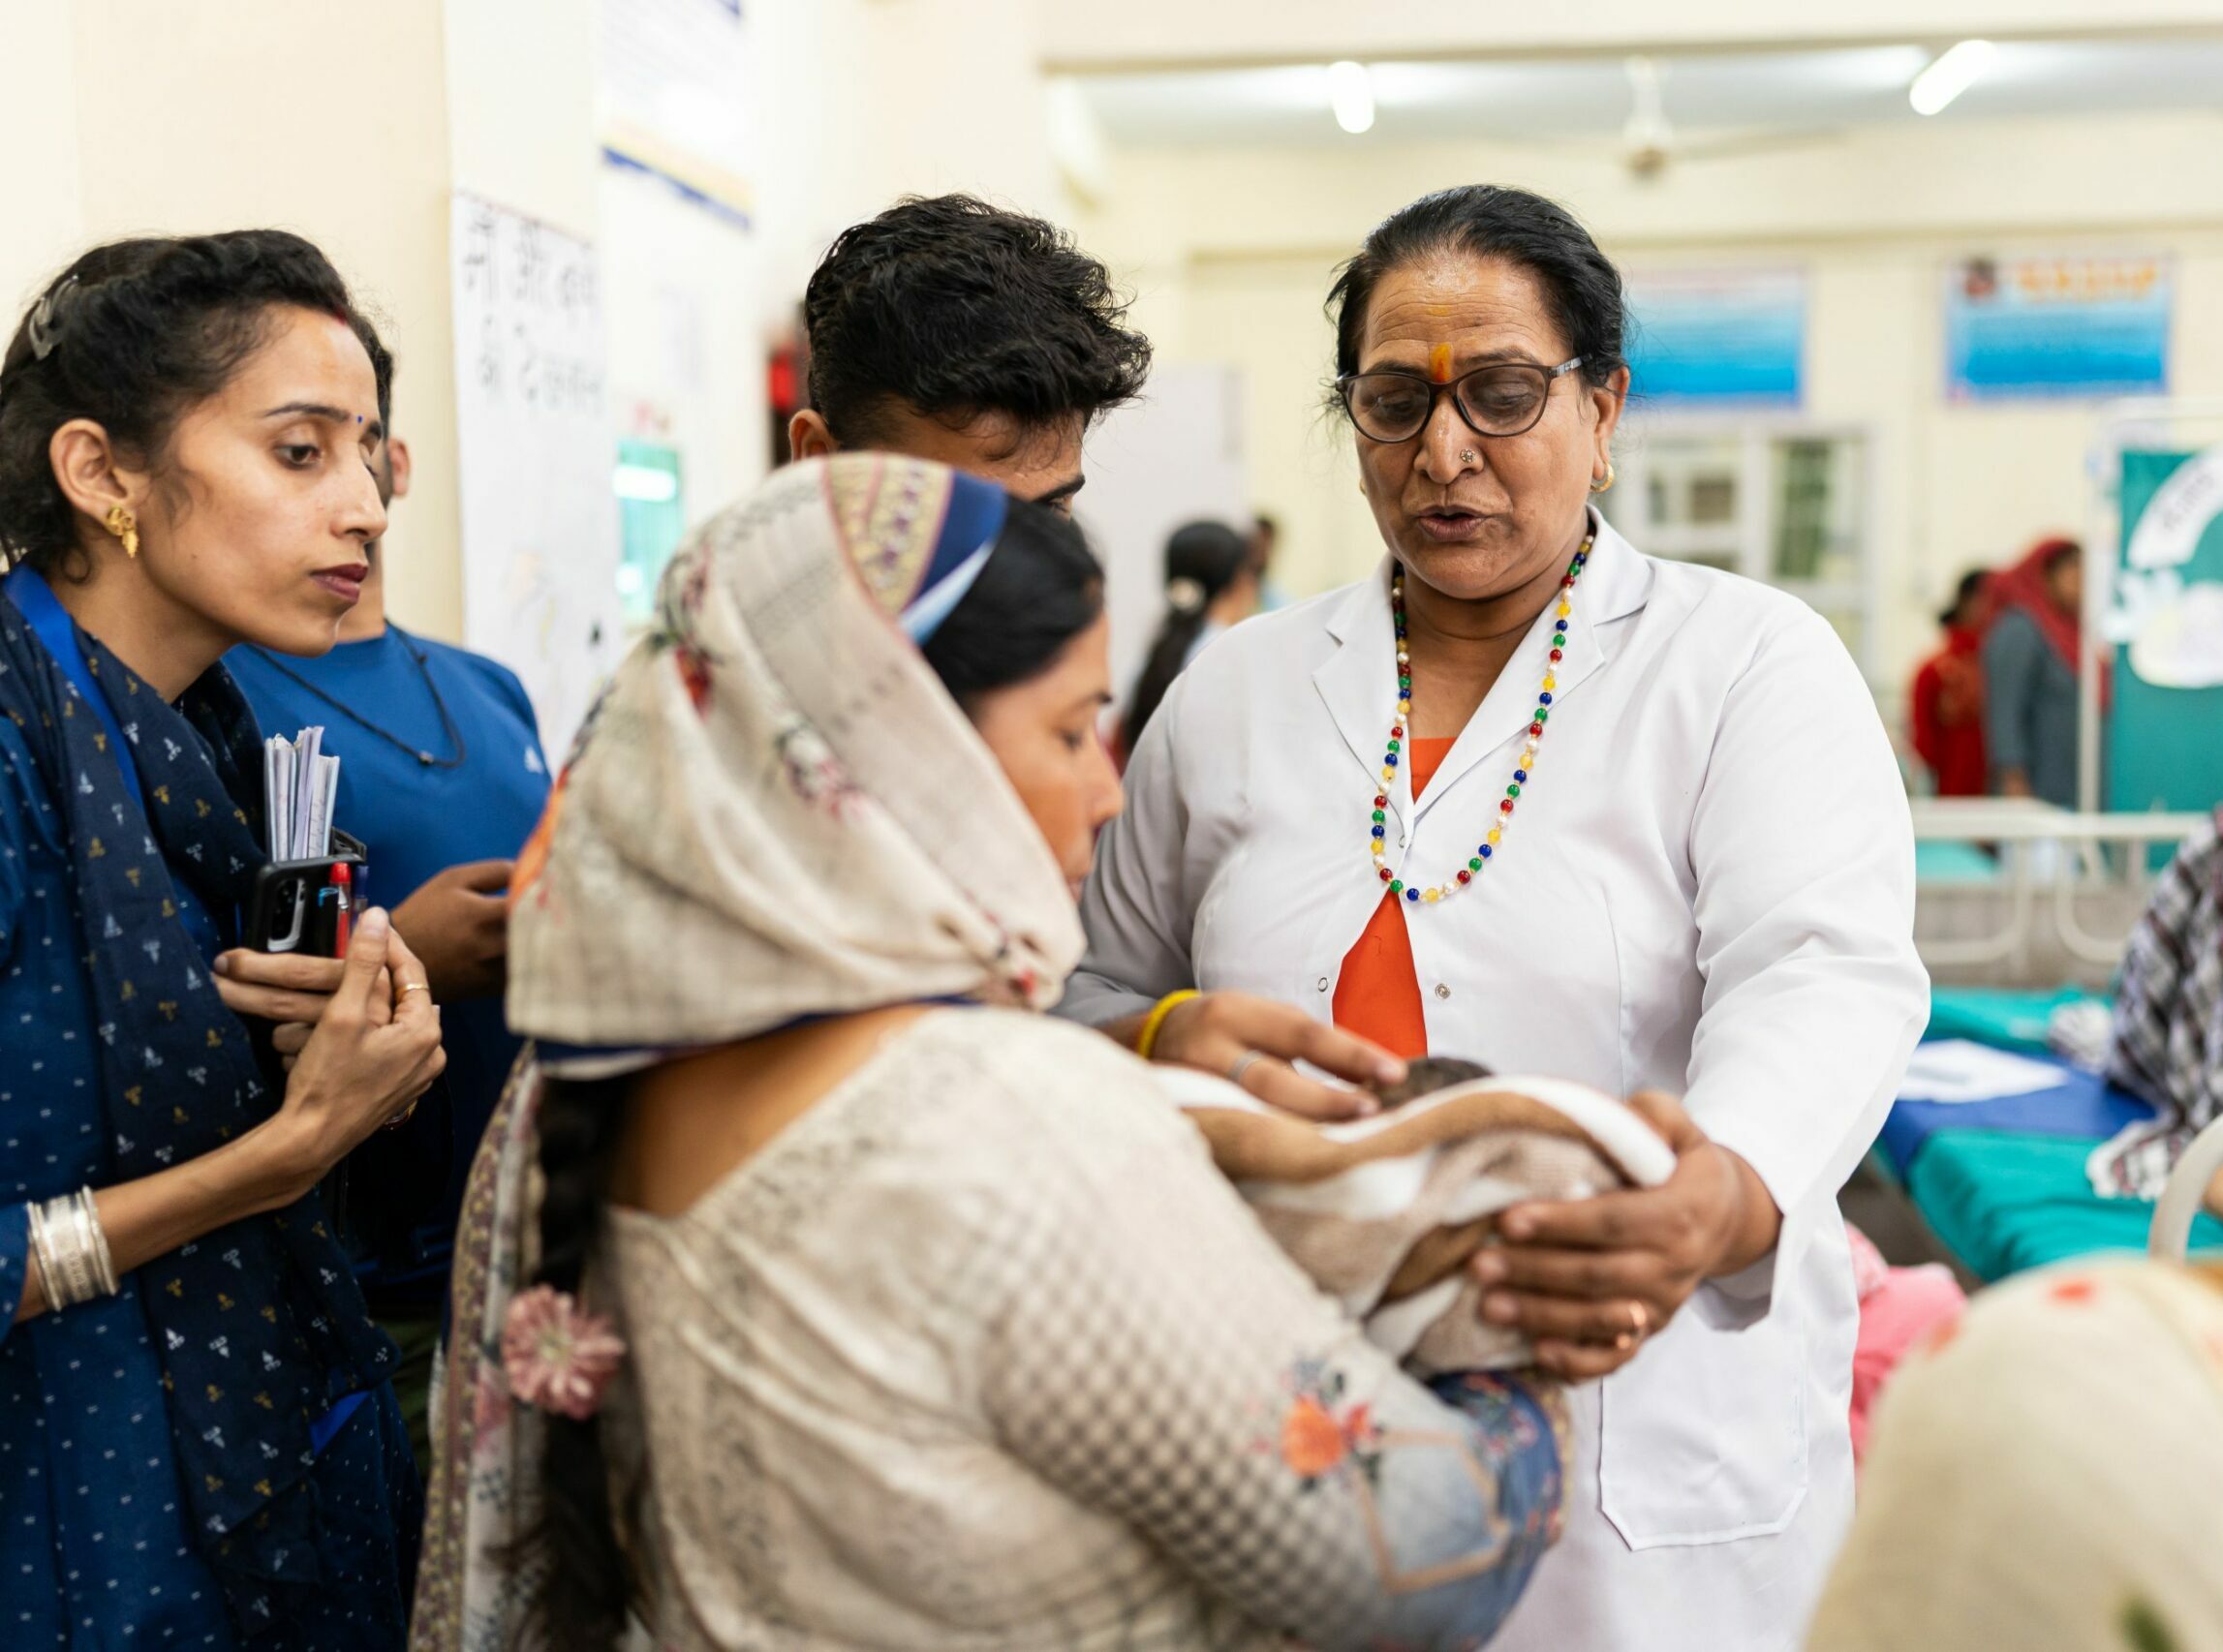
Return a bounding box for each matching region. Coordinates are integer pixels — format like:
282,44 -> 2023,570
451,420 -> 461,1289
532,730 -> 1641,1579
1590,461 -> 1617,495
104,504 -> 139,559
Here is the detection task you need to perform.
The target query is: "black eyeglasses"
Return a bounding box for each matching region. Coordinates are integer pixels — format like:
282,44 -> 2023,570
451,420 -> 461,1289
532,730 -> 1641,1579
1336,356 -> 1586,444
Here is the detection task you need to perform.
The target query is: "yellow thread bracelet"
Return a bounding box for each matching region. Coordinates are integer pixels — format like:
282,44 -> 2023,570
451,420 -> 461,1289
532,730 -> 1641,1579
1134,989 -> 1199,1063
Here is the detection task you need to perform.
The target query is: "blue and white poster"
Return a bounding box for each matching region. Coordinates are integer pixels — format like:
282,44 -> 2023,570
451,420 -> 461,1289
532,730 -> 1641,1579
1945,255 -> 2171,401
1624,267 -> 1805,408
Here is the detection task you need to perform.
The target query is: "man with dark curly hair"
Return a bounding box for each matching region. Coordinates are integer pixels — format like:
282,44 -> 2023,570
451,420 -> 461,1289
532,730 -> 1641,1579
788,194 -> 1153,511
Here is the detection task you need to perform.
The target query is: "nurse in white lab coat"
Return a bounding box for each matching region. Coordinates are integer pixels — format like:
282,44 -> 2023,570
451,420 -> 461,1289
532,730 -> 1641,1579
1062,185 -> 1929,1651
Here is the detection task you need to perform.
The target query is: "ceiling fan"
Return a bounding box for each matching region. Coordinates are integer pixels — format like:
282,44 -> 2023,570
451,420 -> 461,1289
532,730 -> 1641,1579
1610,56 -> 1843,181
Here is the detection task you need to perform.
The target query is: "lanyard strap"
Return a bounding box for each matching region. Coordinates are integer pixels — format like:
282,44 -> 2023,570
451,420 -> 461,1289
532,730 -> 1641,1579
7,564 -> 147,815
6,564 -> 224,958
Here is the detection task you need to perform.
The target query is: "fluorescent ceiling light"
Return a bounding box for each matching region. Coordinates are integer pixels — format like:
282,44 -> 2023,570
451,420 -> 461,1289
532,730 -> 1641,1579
1328,60 -> 1375,135
613,464 -> 679,504
1908,40 -> 1995,116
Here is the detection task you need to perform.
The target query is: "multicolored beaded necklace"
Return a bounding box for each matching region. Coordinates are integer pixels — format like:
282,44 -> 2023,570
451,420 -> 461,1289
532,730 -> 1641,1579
1370,532 -> 1593,905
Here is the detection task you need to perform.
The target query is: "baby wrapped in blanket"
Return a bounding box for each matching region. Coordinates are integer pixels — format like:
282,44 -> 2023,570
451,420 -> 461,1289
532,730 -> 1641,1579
1158,1057 -> 1678,1372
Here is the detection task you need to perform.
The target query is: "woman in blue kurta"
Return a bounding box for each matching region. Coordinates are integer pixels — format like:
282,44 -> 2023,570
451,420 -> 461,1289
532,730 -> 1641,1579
0,234 -> 449,1647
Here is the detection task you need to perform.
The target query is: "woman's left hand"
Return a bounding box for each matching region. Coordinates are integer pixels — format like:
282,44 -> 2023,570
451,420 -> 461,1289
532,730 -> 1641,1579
213,948 -> 355,1025
1470,1092 -> 1781,1381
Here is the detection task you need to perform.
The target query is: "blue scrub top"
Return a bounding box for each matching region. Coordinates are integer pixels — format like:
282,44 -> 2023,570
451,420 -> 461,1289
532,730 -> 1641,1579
226,627 -> 550,1302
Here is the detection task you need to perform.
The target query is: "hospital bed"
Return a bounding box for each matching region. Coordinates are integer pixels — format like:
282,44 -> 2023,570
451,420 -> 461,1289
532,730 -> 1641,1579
1864,802 -> 2221,1282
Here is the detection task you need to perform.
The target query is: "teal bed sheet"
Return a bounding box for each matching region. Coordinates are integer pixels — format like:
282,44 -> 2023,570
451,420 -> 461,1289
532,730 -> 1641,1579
1914,840 -> 2004,884
1905,1128 -> 2223,1283
1922,985 -> 2107,1055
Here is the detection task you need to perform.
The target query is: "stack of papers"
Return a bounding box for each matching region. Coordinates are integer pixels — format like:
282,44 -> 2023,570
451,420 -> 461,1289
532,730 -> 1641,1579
1898,1039 -> 2067,1106
264,726 -> 339,861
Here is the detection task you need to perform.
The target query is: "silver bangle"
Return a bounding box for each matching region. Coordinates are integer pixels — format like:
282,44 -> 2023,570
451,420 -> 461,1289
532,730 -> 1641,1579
26,1190 -> 117,1312
49,1195 -> 93,1309
73,1190 -> 117,1300
23,1199 -> 58,1312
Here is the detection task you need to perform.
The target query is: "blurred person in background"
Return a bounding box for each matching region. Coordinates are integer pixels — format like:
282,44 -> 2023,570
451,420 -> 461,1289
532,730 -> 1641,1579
1250,510 -> 1290,610
1908,567 -> 1992,797
1985,536 -> 2093,808
1119,518 -> 1263,756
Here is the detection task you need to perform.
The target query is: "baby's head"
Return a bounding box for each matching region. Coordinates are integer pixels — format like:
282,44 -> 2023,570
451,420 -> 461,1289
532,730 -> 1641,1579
1370,1055 -> 1493,1111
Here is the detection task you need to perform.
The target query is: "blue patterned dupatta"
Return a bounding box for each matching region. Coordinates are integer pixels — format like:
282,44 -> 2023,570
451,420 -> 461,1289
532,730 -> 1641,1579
0,574 -> 396,1639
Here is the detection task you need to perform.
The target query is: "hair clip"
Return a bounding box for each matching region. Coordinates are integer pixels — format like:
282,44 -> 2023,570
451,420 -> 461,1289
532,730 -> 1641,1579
501,1283 -> 627,1422
26,275 -> 79,362
1165,576 -> 1207,616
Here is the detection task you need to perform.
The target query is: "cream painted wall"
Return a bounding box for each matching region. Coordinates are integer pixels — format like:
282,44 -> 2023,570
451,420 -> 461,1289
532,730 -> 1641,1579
1076,109 -> 2223,693
750,0 -> 1061,319
0,2 -> 85,320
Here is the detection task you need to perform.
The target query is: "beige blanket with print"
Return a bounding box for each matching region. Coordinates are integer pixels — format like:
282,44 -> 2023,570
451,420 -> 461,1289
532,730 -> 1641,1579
1159,1060 -> 1677,1373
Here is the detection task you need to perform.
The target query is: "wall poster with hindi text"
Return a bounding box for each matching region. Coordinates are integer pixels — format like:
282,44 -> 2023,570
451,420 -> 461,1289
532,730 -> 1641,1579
1945,254 -> 2171,402
1623,267 -> 1806,409
449,193 -> 624,757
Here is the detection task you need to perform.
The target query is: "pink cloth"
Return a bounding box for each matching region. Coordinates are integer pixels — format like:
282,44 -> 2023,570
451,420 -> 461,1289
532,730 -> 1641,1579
1846,1225 -> 1967,1466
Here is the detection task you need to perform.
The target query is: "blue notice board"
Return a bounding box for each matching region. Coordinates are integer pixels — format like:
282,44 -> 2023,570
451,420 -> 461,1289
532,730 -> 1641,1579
1625,268 -> 1804,408
1947,255 -> 2170,402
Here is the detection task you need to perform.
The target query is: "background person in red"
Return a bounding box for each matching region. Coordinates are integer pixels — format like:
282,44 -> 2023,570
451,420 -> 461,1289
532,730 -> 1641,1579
1909,567 -> 1993,796
1984,536 -> 2099,807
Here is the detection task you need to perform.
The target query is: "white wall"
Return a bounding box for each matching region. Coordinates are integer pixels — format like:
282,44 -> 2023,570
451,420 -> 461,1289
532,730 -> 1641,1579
0,0 -> 1067,648
0,1 -> 85,320
1076,108 -> 2223,690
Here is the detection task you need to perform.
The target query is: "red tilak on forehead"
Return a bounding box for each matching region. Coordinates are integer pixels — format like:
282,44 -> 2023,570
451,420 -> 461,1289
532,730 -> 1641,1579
1428,343 -> 1454,383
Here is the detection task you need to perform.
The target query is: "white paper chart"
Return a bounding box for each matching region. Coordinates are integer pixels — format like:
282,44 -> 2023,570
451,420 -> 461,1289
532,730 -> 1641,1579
449,193 -> 624,757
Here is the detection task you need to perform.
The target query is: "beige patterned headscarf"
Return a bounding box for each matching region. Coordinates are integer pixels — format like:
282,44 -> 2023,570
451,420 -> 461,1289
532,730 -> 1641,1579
505,451 -> 1084,1059
1807,1258 -> 2223,1652
413,453 -> 1086,1650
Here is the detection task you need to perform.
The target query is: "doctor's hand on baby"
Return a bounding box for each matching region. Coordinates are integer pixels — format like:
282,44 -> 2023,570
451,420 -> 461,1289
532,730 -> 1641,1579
1141,990 -> 1407,1120
1474,1091 -> 1782,1381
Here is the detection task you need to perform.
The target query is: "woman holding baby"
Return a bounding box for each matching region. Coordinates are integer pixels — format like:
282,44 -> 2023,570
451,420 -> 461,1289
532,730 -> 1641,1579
1066,185 -> 1930,1651
415,452 -> 1585,1652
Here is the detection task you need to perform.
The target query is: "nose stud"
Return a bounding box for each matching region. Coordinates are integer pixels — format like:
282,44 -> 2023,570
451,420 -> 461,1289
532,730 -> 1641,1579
1459,449 -> 1477,466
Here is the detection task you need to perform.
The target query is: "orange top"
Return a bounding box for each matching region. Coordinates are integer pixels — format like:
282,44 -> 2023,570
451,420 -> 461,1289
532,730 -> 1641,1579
1333,737 -> 1456,1059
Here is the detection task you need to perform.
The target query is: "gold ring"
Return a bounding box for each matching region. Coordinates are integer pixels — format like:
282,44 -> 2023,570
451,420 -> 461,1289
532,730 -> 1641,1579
396,983 -> 431,999
382,1098 -> 420,1132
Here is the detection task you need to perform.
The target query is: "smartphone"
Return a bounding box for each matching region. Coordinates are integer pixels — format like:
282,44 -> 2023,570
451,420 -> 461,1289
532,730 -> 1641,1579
246,830 -> 369,957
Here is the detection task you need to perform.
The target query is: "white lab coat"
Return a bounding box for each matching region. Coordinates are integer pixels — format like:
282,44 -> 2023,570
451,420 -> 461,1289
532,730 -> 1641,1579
1063,515 -> 1930,1652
